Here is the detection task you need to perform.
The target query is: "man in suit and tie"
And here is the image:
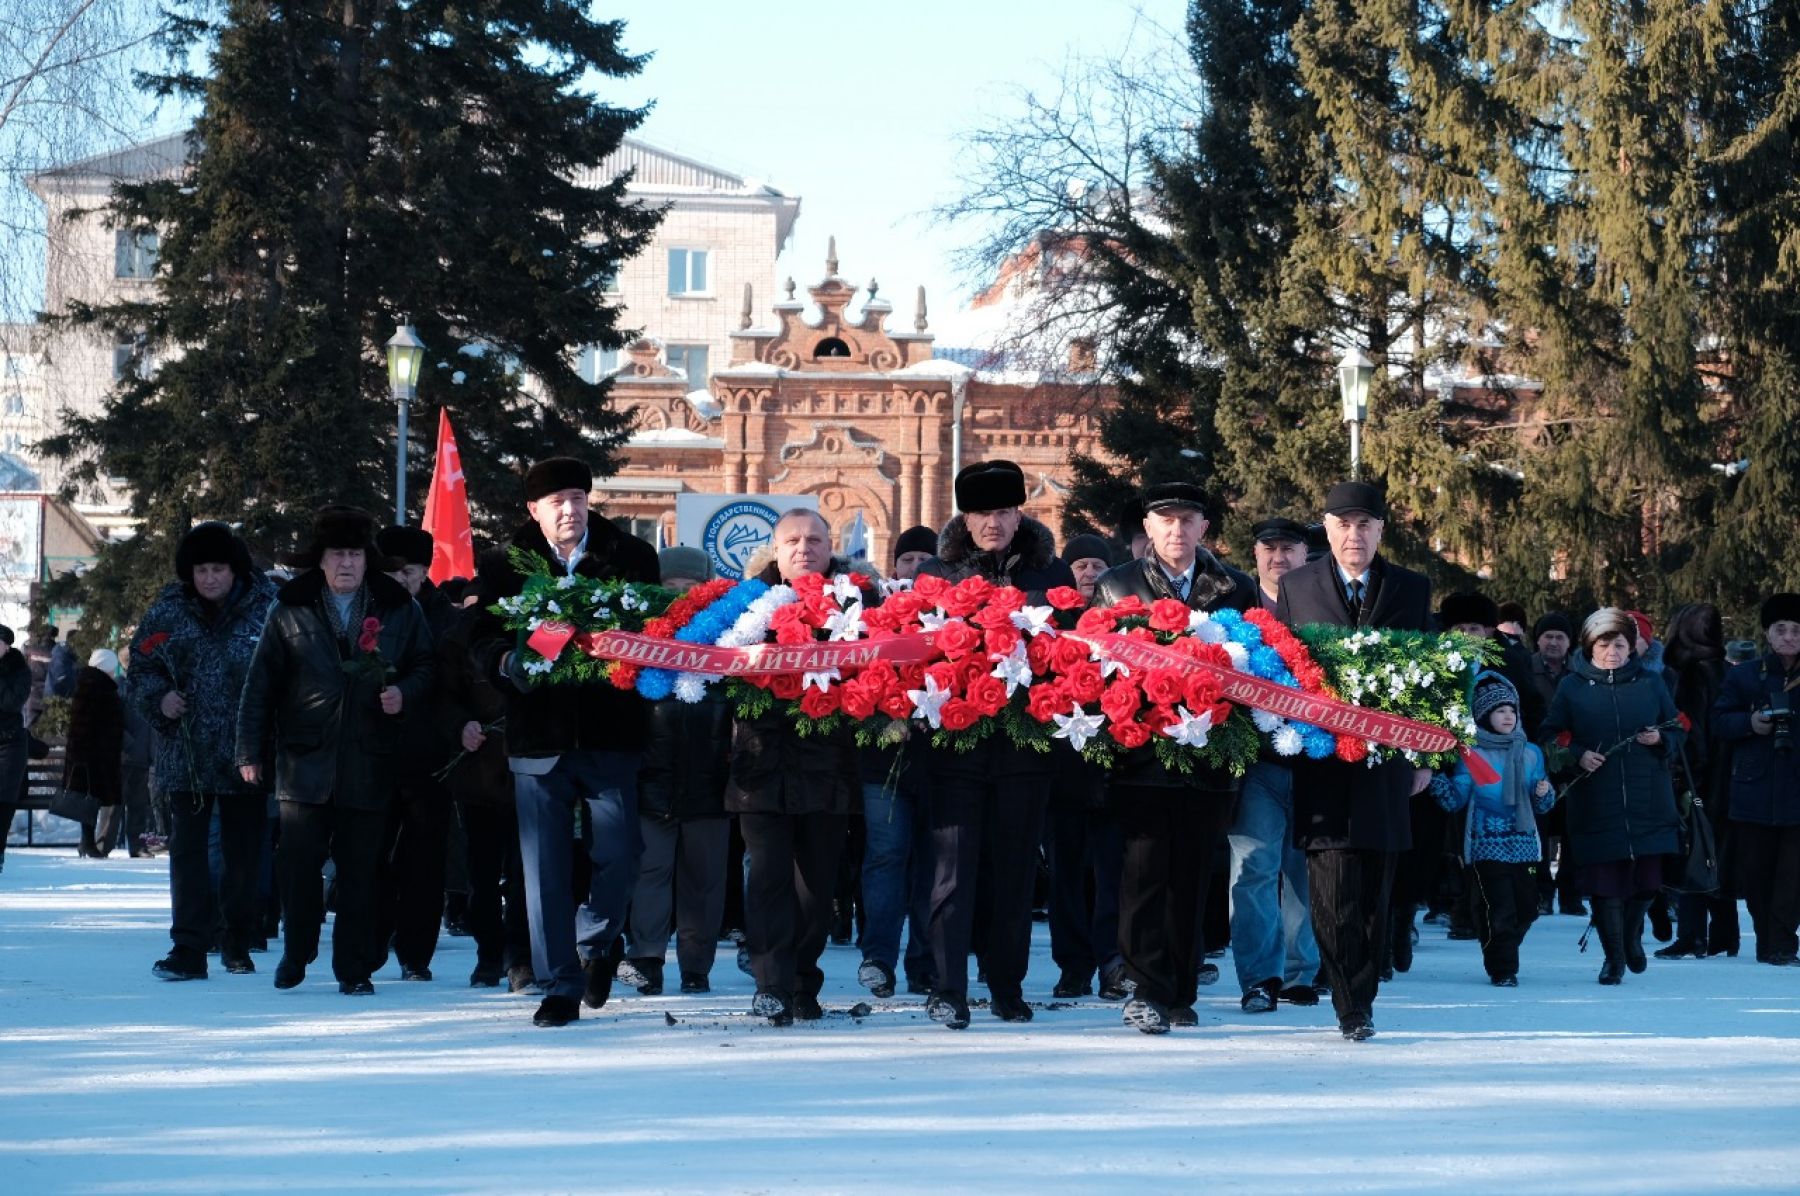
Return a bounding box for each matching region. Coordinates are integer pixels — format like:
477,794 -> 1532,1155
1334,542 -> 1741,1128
1275,481 -> 1433,1041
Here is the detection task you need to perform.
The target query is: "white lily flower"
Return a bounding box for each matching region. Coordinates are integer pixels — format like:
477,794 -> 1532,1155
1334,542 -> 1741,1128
823,601 -> 866,641
803,669 -> 841,693
991,643 -> 1035,696
1051,704 -> 1106,753
828,574 -> 862,605
919,609 -> 953,631
1009,605 -> 1057,637
907,674 -> 953,729
1160,705 -> 1214,749
1089,647 -> 1129,678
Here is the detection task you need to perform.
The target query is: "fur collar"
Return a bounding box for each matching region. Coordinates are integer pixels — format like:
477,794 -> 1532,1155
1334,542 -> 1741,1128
935,514 -> 1058,571
750,553 -> 857,585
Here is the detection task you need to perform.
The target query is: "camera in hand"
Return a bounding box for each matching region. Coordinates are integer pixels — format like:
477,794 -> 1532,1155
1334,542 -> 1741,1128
1770,690 -> 1795,754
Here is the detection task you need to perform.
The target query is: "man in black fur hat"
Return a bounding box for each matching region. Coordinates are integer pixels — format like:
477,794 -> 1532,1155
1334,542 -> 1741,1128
236,507 -> 435,995
917,460 -> 1077,1029
468,457 -> 661,1027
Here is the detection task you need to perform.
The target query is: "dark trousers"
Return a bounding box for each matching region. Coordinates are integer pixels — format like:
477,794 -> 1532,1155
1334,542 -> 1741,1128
515,751 -> 642,1002
1735,821 -> 1800,960
1468,860 -> 1539,978
1675,890 -> 1740,953
461,801 -> 530,973
1308,847 -> 1395,1022
739,811 -> 845,1003
722,817 -> 747,936
169,793 -> 266,958
1115,786 -> 1213,1008
374,779 -> 450,972
277,800 -> 385,984
927,771 -> 1047,1001
1046,805 -> 1122,981
627,815 -> 729,976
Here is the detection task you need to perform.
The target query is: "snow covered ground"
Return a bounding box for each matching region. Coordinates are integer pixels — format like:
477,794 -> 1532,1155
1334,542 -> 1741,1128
2,848 -> 1797,1195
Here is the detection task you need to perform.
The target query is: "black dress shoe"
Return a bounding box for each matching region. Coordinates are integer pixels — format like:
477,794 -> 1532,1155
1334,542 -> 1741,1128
633,959 -> 664,996
222,953 -> 255,976
339,978 -> 375,995
400,965 -> 432,982
1339,1014 -> 1376,1041
752,991 -> 793,1026
1098,961 -> 1133,1000
1052,971 -> 1093,999
905,971 -> 935,996
680,971 -> 710,994
533,995 -> 580,1027
991,995 -> 1033,1022
927,992 -> 971,1030
273,956 -> 306,989
1169,1005 -> 1199,1027
793,992 -> 824,1021
152,952 -> 208,982
1654,940 -> 1705,960
1241,987 -> 1277,1014
1491,974 -> 1518,987
1279,983 -> 1320,1007
470,963 -> 503,988
858,959 -> 896,998
1195,963 -> 1220,986
583,940 -> 624,1010
507,964 -> 537,994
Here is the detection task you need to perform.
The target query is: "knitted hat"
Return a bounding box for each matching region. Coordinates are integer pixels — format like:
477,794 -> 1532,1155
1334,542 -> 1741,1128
1439,591 -> 1501,630
377,525 -> 434,568
523,456 -> 593,502
658,546 -> 712,584
1625,609 -> 1655,645
1760,593 -> 1800,630
954,460 -> 1026,513
1532,610 -> 1574,644
1472,671 -> 1521,728
893,525 -> 937,561
88,648 -> 120,677
175,521 -> 252,584
1062,533 -> 1113,568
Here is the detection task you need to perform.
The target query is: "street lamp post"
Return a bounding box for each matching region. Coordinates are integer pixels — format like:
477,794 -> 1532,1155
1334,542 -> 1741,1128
1337,347 -> 1374,481
385,319 -> 426,524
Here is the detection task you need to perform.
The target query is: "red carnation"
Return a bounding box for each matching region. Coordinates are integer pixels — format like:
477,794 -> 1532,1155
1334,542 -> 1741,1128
1149,598 -> 1191,633
610,663 -> 640,690
642,617 -> 676,639
1676,712 -> 1693,732
1109,720 -> 1151,750
1142,669 -> 1186,708
770,674 -> 804,701
139,631 -> 171,657
790,574 -> 826,600
939,698 -> 980,732
1336,735 -> 1369,763
1100,679 -> 1142,725
1046,586 -> 1085,612
1126,627 -> 1156,643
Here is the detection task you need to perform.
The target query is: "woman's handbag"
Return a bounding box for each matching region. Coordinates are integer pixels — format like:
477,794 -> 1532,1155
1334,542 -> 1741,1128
49,787 -> 99,826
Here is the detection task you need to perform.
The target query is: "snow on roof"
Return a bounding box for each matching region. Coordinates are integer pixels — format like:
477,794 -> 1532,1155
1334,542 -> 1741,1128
684,390 -> 722,420
627,428 -> 724,449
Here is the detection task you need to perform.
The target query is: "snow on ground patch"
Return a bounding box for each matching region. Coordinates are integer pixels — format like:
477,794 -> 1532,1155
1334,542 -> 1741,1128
1,849 -> 1797,1194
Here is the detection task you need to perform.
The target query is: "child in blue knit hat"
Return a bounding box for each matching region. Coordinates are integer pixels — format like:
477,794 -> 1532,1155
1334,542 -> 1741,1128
1432,671 -> 1557,986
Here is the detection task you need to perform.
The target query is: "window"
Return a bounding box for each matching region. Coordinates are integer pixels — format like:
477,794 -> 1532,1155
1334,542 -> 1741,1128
575,345 -> 618,382
112,333 -> 141,381
3,434 -> 21,453
665,343 -> 708,387
114,228 -> 158,280
611,516 -> 660,546
667,248 -> 709,296
600,270 -> 621,295
3,393 -> 24,416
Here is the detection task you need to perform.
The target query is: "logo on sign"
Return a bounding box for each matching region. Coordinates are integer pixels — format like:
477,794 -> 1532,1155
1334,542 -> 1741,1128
702,500 -> 780,580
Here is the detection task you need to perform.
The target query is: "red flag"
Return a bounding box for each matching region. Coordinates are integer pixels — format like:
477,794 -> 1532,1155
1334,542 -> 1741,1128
421,409 -> 475,585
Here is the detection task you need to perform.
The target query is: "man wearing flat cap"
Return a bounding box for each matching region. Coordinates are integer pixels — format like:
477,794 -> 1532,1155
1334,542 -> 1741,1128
917,459 -> 1077,1029
468,457 -> 661,1027
236,506 -> 436,995
1249,518 -> 1310,614
1275,481 -> 1432,1041
1090,482 -> 1256,1033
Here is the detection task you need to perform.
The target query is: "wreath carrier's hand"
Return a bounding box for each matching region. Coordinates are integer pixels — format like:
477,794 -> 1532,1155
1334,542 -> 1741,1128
461,721 -> 486,753
1579,750 -> 1606,773
160,691 -> 188,719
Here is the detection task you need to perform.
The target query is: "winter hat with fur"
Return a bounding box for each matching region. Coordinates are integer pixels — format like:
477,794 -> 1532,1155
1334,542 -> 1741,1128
1472,671 -> 1521,728
175,521 -> 252,585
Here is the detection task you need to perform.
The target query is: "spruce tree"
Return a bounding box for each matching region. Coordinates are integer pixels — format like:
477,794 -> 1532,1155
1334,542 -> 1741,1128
44,0 -> 661,631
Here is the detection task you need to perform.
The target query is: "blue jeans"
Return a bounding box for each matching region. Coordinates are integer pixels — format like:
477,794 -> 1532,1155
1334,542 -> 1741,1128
1228,761 -> 1319,992
514,751 -> 642,1001
859,783 -> 933,977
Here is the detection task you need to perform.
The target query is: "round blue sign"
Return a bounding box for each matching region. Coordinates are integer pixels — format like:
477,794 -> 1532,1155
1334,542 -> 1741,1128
702,500 -> 782,580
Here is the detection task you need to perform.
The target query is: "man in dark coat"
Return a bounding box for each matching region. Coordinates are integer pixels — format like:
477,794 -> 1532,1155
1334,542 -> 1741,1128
730,512 -> 863,1025
366,525 -> 461,981
918,459 -> 1078,1029
132,522 -> 278,979
1275,481 -> 1433,1041
236,507 -> 436,995
1092,482 -> 1256,1034
0,626 -> 30,876
1526,610 -> 1583,915
468,457 -> 660,1027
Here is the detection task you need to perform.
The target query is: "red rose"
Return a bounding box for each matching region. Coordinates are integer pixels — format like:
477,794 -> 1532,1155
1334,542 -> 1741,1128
983,624 -> 1021,658
770,673 -> 804,700
1149,704 -> 1179,730
1142,669 -> 1186,707
1554,730 -> 1574,748
966,673 -> 1009,717
925,661 -> 962,693
972,603 -> 1016,630
1110,596 -> 1148,618
358,631 -> 380,653
953,576 -> 994,608
1026,635 -> 1056,675
939,698 -> 980,732
1046,585 -> 1085,611
1149,598 -> 1191,633
1100,679 -> 1142,725
879,689 -> 913,720
1183,673 -> 1223,711
610,663 -> 640,690
841,685 -> 878,721
1209,700 -> 1234,728
912,574 -> 951,605
987,587 -> 1028,615
898,664 -> 928,691
1075,607 -> 1119,634
1051,636 -> 1091,672
1336,735 -> 1369,763
362,617 -> 381,633
1027,682 -> 1069,723
1109,720 -> 1151,749
799,687 -> 842,719
1065,661 -> 1105,705
1676,712 -> 1693,732
933,621 -> 983,660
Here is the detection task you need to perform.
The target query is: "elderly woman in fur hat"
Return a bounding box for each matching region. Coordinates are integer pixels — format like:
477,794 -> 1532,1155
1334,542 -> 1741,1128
130,521 -> 278,981
235,506 -> 435,995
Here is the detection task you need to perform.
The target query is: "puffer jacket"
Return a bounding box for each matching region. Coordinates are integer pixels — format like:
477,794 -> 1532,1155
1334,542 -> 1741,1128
127,572 -> 279,796
1539,654 -> 1684,867
1714,654 -> 1800,826
235,569 -> 435,808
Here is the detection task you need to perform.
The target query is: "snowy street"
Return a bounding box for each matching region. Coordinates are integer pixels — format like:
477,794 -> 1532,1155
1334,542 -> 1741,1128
2,848 -> 1796,1194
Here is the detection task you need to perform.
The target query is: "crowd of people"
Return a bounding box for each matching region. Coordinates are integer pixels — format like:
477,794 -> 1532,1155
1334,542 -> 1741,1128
4,454 -> 1798,1043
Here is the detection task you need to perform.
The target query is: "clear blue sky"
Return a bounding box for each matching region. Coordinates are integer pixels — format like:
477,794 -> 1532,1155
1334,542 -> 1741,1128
599,1 -> 1183,340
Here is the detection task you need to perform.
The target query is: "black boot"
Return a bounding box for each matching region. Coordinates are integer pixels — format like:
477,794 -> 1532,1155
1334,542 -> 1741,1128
1593,898 -> 1626,985
1623,897 -> 1651,974
1391,908 -> 1415,973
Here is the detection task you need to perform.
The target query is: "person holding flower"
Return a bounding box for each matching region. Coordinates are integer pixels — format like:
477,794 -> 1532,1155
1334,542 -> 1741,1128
235,507 -> 435,996
1538,607 -> 1685,985
130,522 -> 277,981
1091,481 -> 1256,1034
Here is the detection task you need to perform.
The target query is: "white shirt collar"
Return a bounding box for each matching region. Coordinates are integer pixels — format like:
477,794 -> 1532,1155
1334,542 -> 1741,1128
555,530 -> 589,576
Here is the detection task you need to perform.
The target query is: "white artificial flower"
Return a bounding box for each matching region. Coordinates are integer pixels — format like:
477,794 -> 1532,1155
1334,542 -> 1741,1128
546,600 -> 562,615
1445,651 -> 1466,673
991,643 -> 1035,696
555,575 -> 577,590
1222,642 -> 1250,671
1161,706 -> 1214,749
1251,709 -> 1283,733
1051,704 -> 1107,753
673,674 -> 712,703
907,673 -> 952,729
1272,726 -> 1304,756
823,601 -> 866,641
803,669 -> 841,693
919,608 -> 953,631
1010,605 -> 1057,638
828,574 -> 862,604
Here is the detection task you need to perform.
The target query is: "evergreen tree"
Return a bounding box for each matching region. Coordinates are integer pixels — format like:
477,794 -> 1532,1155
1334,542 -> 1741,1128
44,0 -> 661,631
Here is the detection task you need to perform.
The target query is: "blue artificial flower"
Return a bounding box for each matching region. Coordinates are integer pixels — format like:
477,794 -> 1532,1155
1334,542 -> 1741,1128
1249,646 -> 1287,679
1301,729 -> 1337,759
636,669 -> 675,701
